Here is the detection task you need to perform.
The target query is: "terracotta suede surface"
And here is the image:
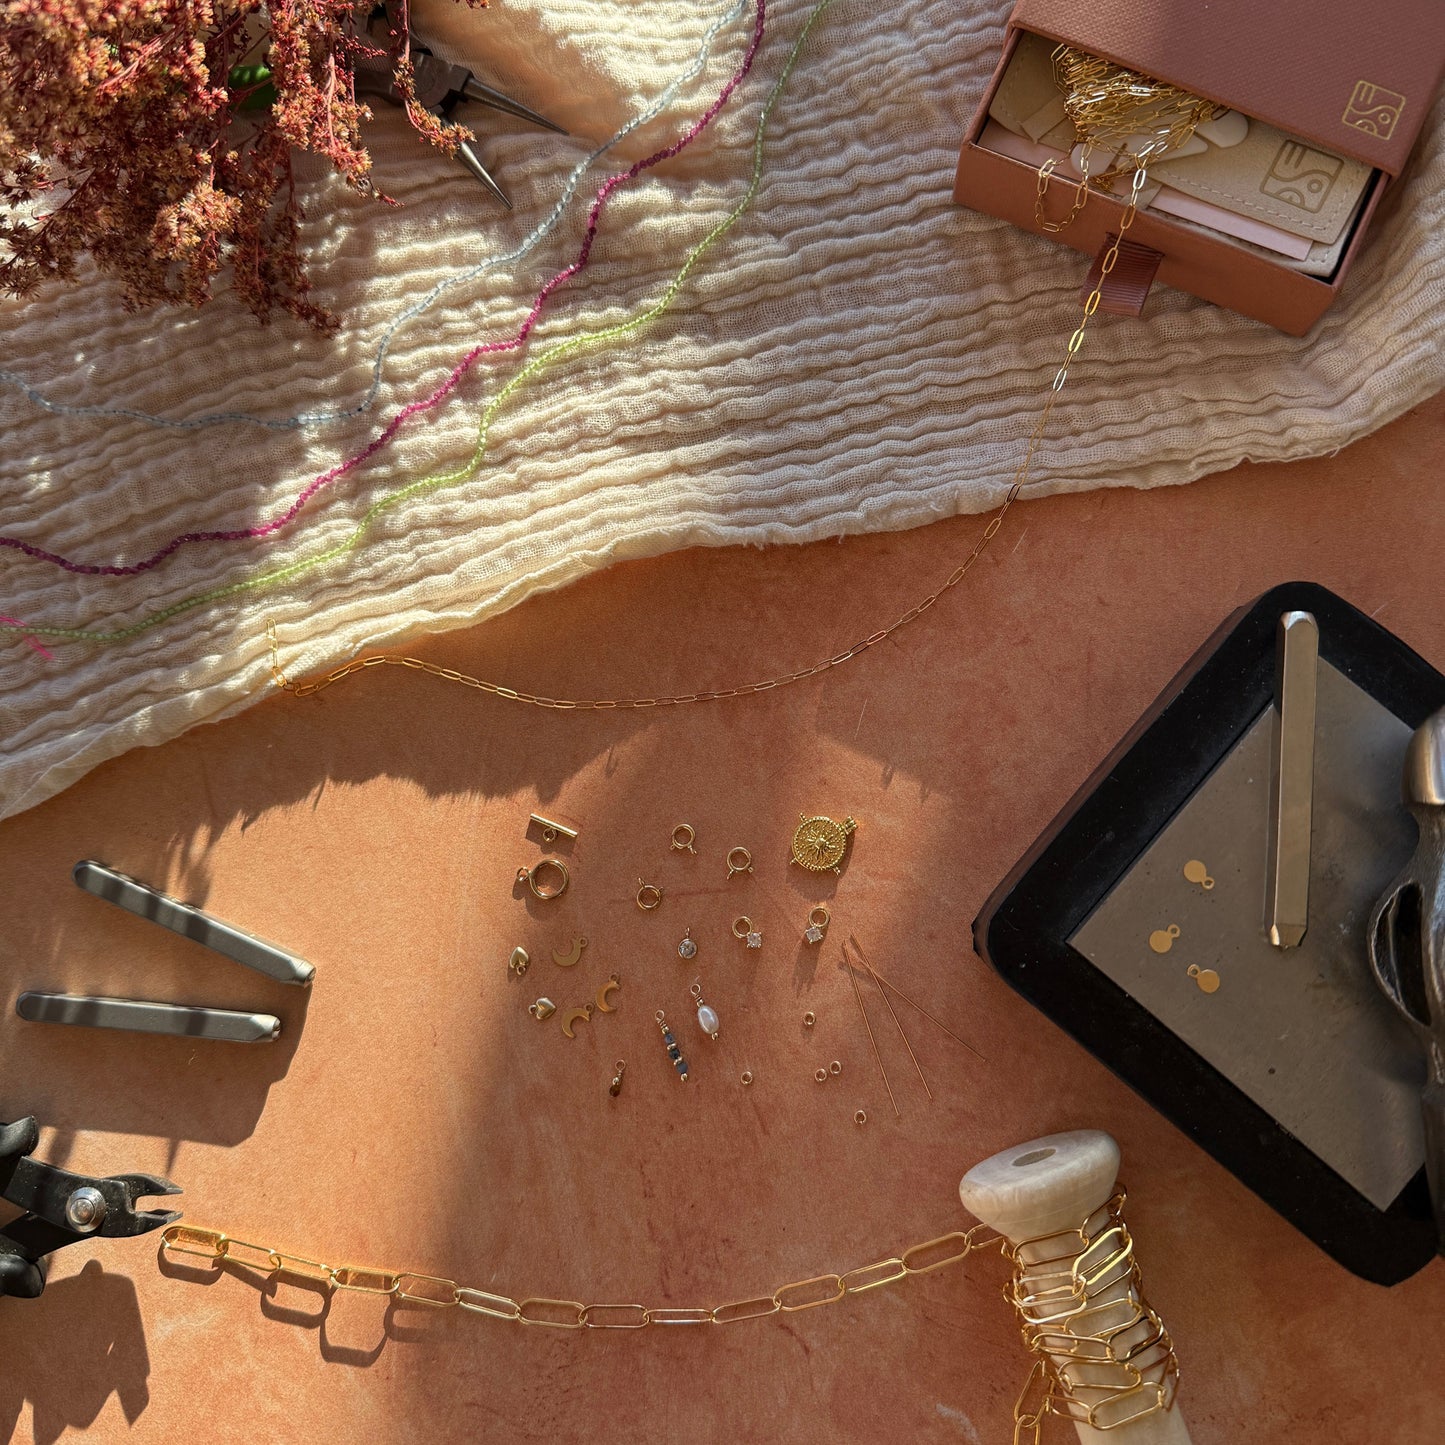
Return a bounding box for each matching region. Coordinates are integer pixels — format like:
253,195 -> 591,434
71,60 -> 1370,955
3,393 -> 1444,1444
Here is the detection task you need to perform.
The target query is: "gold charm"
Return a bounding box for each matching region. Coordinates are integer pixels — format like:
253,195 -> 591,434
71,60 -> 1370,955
529,813 -> 579,845
517,858 -> 569,900
732,916 -> 762,950
608,1060 -> 627,1097
1148,925 -> 1180,954
596,974 -> 621,1012
790,814 -> 856,875
725,847 -> 753,880
655,1010 -> 688,1082
552,936 -> 588,968
1183,859 -> 1215,890
691,981 -> 720,1040
671,824 -> 697,854
636,879 -> 663,911
1187,965 -> 1221,994
803,905 -> 830,945
561,1003 -> 594,1039
528,998 -> 557,1021
509,946 -> 531,977
677,928 -> 698,961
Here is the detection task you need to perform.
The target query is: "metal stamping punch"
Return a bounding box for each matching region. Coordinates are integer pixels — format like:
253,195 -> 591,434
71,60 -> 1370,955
74,860 -> 313,986
13,861 -> 308,1044
1265,611 -> 1319,948
16,993 -> 281,1044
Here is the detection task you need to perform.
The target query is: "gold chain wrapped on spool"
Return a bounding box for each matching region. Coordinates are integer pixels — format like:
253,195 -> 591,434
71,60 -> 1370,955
1006,1188 -> 1180,1441
1036,45 -> 1224,233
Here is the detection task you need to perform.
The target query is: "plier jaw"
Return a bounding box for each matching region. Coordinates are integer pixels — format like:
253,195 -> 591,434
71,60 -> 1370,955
355,4 -> 566,209
0,1116 -> 182,1300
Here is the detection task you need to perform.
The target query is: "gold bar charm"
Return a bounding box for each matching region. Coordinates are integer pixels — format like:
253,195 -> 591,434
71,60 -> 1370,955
528,812 -> 579,844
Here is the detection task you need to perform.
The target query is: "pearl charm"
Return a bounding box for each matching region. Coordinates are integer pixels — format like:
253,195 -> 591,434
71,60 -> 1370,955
691,981 -> 720,1040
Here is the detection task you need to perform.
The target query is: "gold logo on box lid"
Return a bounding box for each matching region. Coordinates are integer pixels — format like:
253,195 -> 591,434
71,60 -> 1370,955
1342,80 -> 1406,141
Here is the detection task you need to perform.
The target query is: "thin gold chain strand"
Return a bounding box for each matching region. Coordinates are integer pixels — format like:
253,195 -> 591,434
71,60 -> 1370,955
268,172 -> 1149,709
161,1222 -> 1003,1328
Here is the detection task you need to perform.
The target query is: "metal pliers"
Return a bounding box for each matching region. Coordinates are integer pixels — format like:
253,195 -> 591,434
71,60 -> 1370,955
0,1117 -> 181,1299
354,4 -> 566,209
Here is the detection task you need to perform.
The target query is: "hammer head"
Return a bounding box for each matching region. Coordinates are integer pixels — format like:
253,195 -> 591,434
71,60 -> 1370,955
1403,709 -> 1445,809
1368,707 -> 1445,1253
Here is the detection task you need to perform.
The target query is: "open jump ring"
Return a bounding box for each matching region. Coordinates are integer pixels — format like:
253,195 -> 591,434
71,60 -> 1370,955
636,879 -> 664,911
726,847 -> 753,880
671,824 -> 697,854
517,859 -> 569,900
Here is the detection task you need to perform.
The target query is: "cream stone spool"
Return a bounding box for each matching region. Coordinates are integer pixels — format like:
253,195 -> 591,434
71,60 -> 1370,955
959,1130 -> 1191,1445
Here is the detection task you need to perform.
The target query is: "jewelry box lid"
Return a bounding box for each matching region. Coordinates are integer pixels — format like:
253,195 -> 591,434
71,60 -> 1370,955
1009,0 -> 1445,178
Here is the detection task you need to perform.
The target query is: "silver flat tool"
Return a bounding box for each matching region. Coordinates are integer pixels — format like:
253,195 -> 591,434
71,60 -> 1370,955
73,860 -> 314,987
1369,707 -> 1445,1254
16,992 -> 281,1044
1265,610 -> 1319,947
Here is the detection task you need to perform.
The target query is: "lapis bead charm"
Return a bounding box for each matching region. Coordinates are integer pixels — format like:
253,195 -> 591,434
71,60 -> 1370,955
655,1009 -> 689,1081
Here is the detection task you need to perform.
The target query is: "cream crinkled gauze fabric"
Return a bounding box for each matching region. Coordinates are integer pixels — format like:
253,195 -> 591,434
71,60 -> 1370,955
0,0 -> 1443,822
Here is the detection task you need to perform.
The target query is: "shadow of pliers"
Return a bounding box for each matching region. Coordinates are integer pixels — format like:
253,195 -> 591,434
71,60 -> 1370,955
354,5 -> 566,209
0,1117 -> 182,1299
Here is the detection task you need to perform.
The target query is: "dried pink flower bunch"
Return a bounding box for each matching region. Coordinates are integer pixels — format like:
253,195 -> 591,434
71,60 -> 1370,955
0,0 -> 485,330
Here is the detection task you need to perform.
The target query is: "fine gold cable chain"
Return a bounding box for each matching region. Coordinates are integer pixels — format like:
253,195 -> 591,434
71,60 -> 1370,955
267,172 -> 1149,707
161,1221 -> 1003,1327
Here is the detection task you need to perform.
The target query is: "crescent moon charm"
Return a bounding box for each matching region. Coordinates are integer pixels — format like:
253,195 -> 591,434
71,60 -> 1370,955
561,1004 -> 594,1039
595,974 -> 621,1013
552,935 -> 588,968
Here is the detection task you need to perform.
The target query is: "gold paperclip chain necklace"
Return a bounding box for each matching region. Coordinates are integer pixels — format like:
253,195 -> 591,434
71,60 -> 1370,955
162,1188 -> 1176,1439
269,104 -> 1163,706
1035,46 -> 1222,234
267,200 -> 1108,705
163,1220 -> 1002,1327
271,50 -> 1205,709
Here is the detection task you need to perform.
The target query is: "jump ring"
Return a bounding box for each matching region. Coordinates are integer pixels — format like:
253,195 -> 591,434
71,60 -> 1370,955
732,916 -> 754,940
726,846 -> 753,880
814,1068 -> 828,1084
803,1011 -> 816,1028
829,1060 -> 842,1076
671,824 -> 697,855
741,1070 -> 754,1086
517,859 -> 569,901
855,1110 -> 867,1126
636,879 -> 663,911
